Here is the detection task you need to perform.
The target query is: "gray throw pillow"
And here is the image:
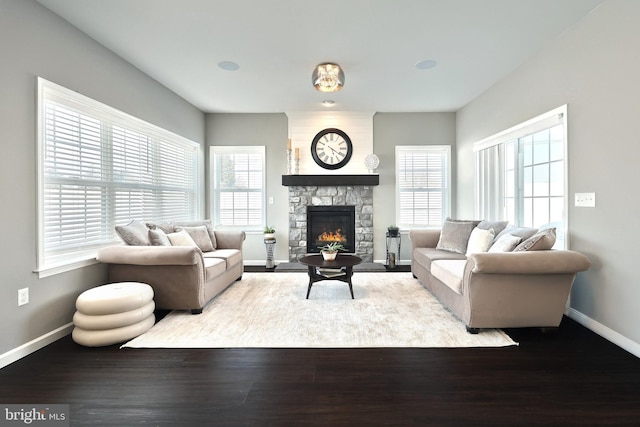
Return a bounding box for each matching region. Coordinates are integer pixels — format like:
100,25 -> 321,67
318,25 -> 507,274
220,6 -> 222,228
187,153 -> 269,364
436,218 -> 480,254
477,220 -> 509,237
174,225 -> 215,252
514,228 -> 556,252
115,220 -> 150,246
149,228 -> 171,246
172,220 -> 217,249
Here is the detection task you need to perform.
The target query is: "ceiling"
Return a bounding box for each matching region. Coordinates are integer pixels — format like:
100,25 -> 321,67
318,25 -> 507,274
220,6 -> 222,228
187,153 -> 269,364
36,0 -> 602,113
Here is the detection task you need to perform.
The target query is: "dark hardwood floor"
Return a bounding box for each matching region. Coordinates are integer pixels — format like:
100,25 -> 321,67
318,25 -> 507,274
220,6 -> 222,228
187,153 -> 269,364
1,269 -> 639,425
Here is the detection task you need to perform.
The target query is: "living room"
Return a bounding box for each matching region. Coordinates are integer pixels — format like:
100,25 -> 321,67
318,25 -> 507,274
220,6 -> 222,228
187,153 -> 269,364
1,0 -> 640,421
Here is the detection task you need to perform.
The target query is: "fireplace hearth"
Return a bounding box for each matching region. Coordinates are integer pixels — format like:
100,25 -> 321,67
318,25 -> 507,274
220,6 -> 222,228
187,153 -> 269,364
307,206 -> 356,253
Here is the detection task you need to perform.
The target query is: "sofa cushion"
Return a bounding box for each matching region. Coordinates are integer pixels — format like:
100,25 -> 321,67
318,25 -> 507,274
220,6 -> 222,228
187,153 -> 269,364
203,257 -> 227,280
149,228 -> 171,246
203,249 -> 242,269
488,233 -> 522,252
175,225 -> 214,252
167,229 -> 198,247
115,220 -> 150,246
436,218 -> 480,254
172,220 -> 217,249
431,260 -> 467,294
413,247 -> 467,270
465,227 -> 495,256
514,228 -> 556,252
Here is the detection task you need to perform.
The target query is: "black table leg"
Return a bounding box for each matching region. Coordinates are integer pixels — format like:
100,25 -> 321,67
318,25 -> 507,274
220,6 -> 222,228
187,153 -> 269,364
306,266 -> 314,299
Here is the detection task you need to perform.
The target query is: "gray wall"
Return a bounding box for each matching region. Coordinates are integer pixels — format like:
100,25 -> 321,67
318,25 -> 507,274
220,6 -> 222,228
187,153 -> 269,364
206,112 -> 456,264
0,0 -> 204,358
373,113 -> 457,262
205,113 -> 289,263
456,0 -> 640,352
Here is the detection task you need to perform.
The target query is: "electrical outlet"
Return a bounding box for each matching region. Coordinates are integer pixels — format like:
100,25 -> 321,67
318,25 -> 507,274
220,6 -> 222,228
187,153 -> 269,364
18,288 -> 29,306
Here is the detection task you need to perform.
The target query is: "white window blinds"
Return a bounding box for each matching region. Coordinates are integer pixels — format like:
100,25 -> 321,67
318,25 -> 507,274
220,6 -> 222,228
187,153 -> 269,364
395,145 -> 451,228
210,146 -> 265,230
38,78 -> 200,274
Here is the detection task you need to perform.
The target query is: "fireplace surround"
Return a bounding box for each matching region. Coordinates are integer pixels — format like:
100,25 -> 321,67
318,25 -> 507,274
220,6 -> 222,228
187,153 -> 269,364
287,185 -> 374,262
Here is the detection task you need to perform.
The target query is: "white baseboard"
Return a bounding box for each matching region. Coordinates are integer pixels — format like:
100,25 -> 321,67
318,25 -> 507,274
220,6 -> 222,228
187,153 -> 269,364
566,307 -> 640,358
0,323 -> 74,370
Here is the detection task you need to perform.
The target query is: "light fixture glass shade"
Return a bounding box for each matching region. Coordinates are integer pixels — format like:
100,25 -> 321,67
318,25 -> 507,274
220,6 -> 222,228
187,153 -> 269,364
312,63 -> 344,92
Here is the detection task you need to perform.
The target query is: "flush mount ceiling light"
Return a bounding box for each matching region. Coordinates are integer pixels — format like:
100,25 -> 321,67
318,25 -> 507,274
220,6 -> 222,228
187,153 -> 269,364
218,61 -> 239,71
312,63 -> 344,92
321,100 -> 335,107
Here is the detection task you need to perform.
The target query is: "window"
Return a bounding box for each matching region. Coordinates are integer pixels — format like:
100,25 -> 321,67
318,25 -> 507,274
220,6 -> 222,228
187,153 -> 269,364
37,78 -> 201,276
210,146 -> 265,230
475,105 -> 567,247
395,145 -> 451,228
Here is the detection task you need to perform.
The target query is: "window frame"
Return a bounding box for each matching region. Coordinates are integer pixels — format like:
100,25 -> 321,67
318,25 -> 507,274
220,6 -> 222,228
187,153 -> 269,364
36,77 -> 202,277
474,105 -> 568,248
395,145 -> 451,229
209,145 -> 266,232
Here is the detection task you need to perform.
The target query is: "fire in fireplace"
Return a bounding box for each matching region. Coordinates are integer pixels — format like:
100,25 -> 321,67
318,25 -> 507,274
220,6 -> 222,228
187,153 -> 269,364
307,205 -> 356,253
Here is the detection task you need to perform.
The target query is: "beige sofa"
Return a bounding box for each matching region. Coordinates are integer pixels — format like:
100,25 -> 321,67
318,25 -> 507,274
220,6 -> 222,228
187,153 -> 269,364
410,222 -> 591,333
97,220 -> 245,314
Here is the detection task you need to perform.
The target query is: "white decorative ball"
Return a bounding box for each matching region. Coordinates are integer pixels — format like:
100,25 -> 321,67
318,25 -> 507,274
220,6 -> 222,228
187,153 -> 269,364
364,154 -> 380,171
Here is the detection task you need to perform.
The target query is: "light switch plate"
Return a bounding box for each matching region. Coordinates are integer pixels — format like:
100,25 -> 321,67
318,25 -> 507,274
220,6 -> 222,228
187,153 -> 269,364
575,192 -> 596,207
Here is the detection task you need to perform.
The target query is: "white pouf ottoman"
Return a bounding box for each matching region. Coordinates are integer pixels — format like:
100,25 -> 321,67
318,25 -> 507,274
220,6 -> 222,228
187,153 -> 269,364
72,282 -> 155,347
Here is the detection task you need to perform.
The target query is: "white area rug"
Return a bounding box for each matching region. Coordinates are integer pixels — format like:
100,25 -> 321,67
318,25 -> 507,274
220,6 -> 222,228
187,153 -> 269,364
123,272 -> 517,348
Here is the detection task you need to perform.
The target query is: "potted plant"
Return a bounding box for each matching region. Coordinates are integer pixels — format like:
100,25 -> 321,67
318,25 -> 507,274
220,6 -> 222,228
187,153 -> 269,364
387,225 -> 400,237
263,226 -> 276,241
318,242 -> 345,261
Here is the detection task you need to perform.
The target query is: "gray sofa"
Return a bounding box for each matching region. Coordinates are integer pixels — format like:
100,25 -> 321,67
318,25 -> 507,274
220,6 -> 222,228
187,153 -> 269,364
410,220 -> 591,333
97,220 -> 245,314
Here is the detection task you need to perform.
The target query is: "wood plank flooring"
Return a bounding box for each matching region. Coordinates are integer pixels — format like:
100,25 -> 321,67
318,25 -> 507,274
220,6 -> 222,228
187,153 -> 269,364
1,279 -> 639,425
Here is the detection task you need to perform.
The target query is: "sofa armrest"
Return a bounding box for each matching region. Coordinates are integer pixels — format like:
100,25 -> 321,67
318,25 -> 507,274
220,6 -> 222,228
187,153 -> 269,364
214,230 -> 246,250
409,229 -> 441,249
97,245 -> 203,266
467,250 -> 591,275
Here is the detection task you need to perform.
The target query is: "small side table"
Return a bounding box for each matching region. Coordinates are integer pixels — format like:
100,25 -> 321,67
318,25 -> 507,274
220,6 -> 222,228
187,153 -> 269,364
264,238 -> 276,269
386,232 -> 401,269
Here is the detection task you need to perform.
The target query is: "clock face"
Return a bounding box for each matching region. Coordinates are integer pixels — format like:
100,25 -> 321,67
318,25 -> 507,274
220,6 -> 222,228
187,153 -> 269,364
310,128 -> 353,170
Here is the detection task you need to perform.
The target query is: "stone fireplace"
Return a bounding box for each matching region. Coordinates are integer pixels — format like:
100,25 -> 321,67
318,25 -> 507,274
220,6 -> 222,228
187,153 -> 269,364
287,184 -> 375,262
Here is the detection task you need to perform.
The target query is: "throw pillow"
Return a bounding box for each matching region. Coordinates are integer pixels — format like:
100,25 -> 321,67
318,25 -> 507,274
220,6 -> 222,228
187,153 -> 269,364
514,228 -> 556,252
477,220 -> 509,237
174,225 -> 214,252
172,220 -> 217,249
146,221 -> 174,234
494,226 -> 538,242
149,228 -> 171,246
465,227 -> 495,256
436,218 -> 480,254
488,234 -> 522,253
166,229 -> 198,247
115,220 -> 150,246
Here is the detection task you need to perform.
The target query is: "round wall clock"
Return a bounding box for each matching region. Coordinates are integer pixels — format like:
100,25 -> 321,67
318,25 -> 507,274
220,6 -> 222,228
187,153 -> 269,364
310,128 -> 353,170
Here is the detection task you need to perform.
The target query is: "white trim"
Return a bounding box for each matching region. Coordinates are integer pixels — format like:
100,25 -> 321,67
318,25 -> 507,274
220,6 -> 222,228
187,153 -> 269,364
0,323 -> 74,370
566,307 -> 640,358
473,105 -> 567,152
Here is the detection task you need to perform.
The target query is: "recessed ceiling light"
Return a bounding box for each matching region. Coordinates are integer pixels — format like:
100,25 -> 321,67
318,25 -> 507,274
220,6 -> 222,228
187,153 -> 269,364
415,59 -> 437,70
218,61 -> 240,71
322,100 -> 335,107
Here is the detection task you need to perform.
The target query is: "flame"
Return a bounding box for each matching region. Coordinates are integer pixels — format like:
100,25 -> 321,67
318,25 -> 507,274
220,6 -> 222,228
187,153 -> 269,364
317,228 -> 347,243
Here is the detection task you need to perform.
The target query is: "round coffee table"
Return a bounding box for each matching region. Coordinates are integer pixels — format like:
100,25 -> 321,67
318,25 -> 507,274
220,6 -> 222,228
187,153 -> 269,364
298,254 -> 362,299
